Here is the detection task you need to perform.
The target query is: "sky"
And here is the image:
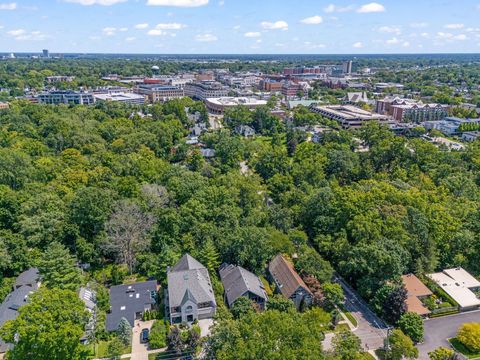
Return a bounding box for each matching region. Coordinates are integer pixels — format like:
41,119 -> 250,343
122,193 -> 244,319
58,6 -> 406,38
1,0 -> 480,54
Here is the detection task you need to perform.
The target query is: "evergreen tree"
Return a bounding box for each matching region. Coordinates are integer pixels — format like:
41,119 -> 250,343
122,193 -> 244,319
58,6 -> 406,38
200,239 -> 221,274
117,318 -> 132,346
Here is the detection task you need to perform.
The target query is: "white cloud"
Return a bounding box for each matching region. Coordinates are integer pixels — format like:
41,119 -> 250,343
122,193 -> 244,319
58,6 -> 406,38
102,27 -> 117,36
378,25 -> 401,34
260,20 -> 288,30
324,4 -> 355,13
410,22 -> 428,28
353,41 -> 363,48
402,41 -> 410,47
218,0 -> 224,5
0,2 -> 16,10
147,0 -> 208,6
304,41 -> 326,49
233,25 -> 240,30
119,27 -> 128,31
153,22 -> 186,30
195,33 -> 217,42
125,36 -> 136,42
64,0 -> 127,5
300,15 -> 323,25
7,29 -> 46,41
357,2 -> 385,13
134,23 -> 149,29
386,37 -> 400,44
244,31 -> 261,38
444,23 -> 464,29
147,29 -> 167,36
436,32 -> 467,41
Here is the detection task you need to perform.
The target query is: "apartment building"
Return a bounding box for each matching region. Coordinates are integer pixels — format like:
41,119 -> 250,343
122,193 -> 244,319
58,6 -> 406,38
184,81 -> 229,101
37,90 -> 95,105
134,84 -> 185,102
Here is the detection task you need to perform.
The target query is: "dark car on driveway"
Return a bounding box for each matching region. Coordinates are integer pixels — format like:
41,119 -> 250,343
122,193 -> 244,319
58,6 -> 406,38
140,328 -> 149,343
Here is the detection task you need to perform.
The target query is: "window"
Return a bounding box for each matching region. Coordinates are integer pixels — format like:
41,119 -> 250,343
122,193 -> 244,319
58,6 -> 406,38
120,306 -> 126,311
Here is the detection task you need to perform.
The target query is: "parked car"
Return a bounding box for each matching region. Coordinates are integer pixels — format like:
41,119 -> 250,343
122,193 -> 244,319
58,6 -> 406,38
140,328 -> 149,343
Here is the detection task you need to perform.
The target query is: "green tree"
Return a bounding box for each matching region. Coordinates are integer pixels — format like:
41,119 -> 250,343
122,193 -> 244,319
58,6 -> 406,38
457,323 -> 480,353
398,312 -> 424,343
230,296 -> 255,319
266,294 -> 295,312
117,317 -> 132,346
199,238 -> 221,274
0,288 -> 88,360
149,321 -> 167,349
387,329 -> 418,360
106,337 -> 124,360
428,347 -> 458,360
332,330 -> 368,360
322,282 -> 345,309
38,242 -> 83,291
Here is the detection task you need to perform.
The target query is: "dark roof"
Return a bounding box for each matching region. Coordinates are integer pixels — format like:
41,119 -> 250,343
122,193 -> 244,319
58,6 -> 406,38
14,268 -> 39,290
0,268 -> 39,353
219,264 -> 268,307
268,255 -> 312,299
167,255 -> 216,309
106,280 -> 157,332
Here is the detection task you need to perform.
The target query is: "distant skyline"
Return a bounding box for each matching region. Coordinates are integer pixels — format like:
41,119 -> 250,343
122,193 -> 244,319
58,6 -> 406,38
1,0 -> 480,54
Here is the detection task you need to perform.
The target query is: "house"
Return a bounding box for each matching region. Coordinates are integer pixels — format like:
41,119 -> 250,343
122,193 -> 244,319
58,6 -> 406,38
219,264 -> 268,310
401,274 -> 432,317
462,131 -> 480,142
166,254 -> 216,325
268,255 -> 313,310
0,268 -> 40,353
428,268 -> 480,311
106,281 -> 157,332
235,125 -> 256,137
79,286 -> 97,344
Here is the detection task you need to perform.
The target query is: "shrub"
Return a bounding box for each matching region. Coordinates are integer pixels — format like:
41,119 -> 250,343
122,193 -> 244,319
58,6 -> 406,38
149,321 -> 167,349
457,323 -> 480,353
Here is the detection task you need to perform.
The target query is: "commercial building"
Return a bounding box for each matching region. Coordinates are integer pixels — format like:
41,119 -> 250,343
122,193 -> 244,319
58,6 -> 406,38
462,131 -> 480,142
401,274 -> 432,317
134,84 -> 184,102
281,82 -> 307,98
106,281 -> 157,332
37,90 -> 95,105
184,81 -> 229,100
310,104 -> 392,129
94,92 -> 146,105
205,97 -> 267,114
422,116 -> 480,136
45,76 -> 75,83
260,79 -> 283,92
42,49 -> 49,58
0,102 -> 9,110
166,254 -> 216,324
342,60 -> 353,74
219,264 -> 268,311
391,103 -> 449,123
375,82 -> 405,92
375,97 -> 418,115
428,268 -> 480,311
268,255 -> 313,310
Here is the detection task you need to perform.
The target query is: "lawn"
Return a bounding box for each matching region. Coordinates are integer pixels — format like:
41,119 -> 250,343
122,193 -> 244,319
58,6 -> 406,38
344,311 -> 358,327
449,338 -> 480,359
86,339 -> 131,359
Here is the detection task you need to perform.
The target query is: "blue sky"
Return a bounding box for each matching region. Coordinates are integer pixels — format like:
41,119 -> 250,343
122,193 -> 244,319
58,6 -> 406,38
1,0 -> 480,54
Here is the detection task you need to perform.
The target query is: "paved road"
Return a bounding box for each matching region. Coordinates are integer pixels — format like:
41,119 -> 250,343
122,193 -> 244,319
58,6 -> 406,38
335,275 -> 389,351
417,310 -> 480,359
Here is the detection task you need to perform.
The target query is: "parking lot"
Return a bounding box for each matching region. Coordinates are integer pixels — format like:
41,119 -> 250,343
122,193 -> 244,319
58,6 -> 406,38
417,310 -> 480,359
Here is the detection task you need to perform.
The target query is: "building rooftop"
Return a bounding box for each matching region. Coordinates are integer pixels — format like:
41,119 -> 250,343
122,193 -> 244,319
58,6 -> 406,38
206,97 -> 267,106
106,280 -> 157,332
428,268 -> 480,309
219,264 -> 267,307
401,274 -> 432,316
312,104 -> 390,121
94,93 -> 145,101
268,255 -> 312,300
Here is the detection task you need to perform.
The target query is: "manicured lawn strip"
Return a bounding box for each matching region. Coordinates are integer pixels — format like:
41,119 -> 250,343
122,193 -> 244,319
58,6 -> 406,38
344,311 -> 358,327
449,338 -> 480,359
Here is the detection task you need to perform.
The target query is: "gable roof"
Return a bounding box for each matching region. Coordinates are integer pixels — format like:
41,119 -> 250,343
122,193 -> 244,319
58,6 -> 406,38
269,255 -> 312,299
219,264 -> 267,307
167,255 -> 216,309
106,280 -> 157,332
171,254 -> 206,272
14,268 -> 39,290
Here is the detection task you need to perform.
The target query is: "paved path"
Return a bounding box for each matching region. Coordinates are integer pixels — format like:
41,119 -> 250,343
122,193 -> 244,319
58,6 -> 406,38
335,275 -> 389,351
417,310 -> 480,359
130,320 -> 155,360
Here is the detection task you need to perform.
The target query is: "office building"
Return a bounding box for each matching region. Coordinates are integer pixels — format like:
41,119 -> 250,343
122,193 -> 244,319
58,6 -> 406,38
184,81 -> 229,101
134,84 -> 184,102
342,60 -> 353,74
94,92 -> 146,105
205,97 -> 267,114
42,49 -> 49,58
260,79 -> 283,92
310,104 -> 392,129
37,90 -> 95,105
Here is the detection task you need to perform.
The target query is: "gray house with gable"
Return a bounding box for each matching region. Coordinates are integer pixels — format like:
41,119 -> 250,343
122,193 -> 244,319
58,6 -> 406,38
166,254 -> 217,324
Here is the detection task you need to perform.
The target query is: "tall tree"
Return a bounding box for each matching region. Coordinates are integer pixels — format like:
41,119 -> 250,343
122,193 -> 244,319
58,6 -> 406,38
117,318 -> 132,346
0,288 -> 88,360
105,200 -> 155,273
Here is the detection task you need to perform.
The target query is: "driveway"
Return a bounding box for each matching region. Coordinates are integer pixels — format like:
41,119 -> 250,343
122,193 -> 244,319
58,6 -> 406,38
335,275 -> 389,351
131,320 -> 155,360
417,310 -> 480,359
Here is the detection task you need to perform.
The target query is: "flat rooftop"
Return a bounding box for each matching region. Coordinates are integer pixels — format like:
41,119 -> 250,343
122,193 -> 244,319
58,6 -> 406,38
94,93 -> 145,101
312,105 -> 390,121
428,268 -> 480,309
206,97 -> 267,106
